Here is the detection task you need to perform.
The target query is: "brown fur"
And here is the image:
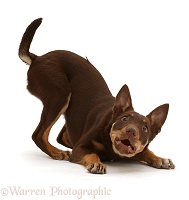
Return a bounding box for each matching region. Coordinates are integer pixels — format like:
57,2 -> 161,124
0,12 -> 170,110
18,18 -> 175,174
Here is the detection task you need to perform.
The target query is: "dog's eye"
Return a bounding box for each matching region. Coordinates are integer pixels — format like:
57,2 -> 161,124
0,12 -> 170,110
122,116 -> 128,121
142,126 -> 148,132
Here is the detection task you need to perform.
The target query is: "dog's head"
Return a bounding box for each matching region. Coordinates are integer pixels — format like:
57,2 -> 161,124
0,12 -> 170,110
110,85 -> 169,158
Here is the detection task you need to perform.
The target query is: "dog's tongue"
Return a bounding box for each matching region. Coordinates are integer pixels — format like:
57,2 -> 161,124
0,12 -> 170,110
115,140 -> 134,154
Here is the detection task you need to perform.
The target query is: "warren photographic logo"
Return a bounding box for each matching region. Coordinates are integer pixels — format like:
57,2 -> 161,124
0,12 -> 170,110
0,186 -> 112,199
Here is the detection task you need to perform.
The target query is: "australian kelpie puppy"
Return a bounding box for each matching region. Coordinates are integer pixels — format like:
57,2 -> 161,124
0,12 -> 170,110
18,18 -> 175,173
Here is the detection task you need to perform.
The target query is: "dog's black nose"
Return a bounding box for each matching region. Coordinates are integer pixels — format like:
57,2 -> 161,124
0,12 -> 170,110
126,127 -> 136,137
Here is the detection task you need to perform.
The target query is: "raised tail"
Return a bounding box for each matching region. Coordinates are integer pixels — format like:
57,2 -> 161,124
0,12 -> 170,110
18,18 -> 42,65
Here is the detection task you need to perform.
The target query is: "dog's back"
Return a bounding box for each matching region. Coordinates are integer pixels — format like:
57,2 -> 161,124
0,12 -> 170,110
29,50 -> 112,142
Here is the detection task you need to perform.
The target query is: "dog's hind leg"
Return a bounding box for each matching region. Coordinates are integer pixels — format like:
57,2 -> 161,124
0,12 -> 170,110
57,124 -> 73,149
32,94 -> 71,160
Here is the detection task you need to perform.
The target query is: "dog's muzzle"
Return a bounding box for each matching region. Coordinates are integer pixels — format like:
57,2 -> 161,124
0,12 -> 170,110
110,124 -> 148,157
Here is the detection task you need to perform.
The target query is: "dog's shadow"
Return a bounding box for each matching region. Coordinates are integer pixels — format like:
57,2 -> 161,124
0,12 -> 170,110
23,150 -> 156,175
104,159 -> 153,174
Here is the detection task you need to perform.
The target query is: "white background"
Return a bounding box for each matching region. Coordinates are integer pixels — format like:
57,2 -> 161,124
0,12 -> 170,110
0,0 -> 189,199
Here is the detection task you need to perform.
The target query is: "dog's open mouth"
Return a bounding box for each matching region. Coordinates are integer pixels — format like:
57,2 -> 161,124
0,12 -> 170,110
114,138 -> 135,154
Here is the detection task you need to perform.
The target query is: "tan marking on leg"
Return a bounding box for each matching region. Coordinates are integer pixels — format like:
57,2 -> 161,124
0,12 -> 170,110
92,140 -> 105,151
135,148 -> 175,169
42,94 -> 71,160
80,154 -> 100,166
80,154 -> 106,174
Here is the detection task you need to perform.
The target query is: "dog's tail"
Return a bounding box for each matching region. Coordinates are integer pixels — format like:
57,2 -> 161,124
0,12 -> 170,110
18,18 -> 42,65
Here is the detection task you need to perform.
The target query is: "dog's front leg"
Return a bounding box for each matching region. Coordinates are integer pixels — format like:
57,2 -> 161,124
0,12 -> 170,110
71,146 -> 106,174
133,148 -> 175,169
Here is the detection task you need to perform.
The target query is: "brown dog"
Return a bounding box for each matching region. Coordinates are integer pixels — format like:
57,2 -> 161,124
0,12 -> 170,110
19,18 -> 175,174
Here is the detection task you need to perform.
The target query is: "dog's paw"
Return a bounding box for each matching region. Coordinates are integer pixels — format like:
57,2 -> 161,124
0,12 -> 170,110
150,158 -> 175,169
87,162 -> 107,174
51,150 -> 71,161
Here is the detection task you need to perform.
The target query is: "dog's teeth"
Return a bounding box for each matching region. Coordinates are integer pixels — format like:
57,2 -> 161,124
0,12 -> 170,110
127,146 -> 133,152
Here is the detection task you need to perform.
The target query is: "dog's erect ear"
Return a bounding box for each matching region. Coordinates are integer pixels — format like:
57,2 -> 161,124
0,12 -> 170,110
113,84 -> 133,117
147,104 -> 169,142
